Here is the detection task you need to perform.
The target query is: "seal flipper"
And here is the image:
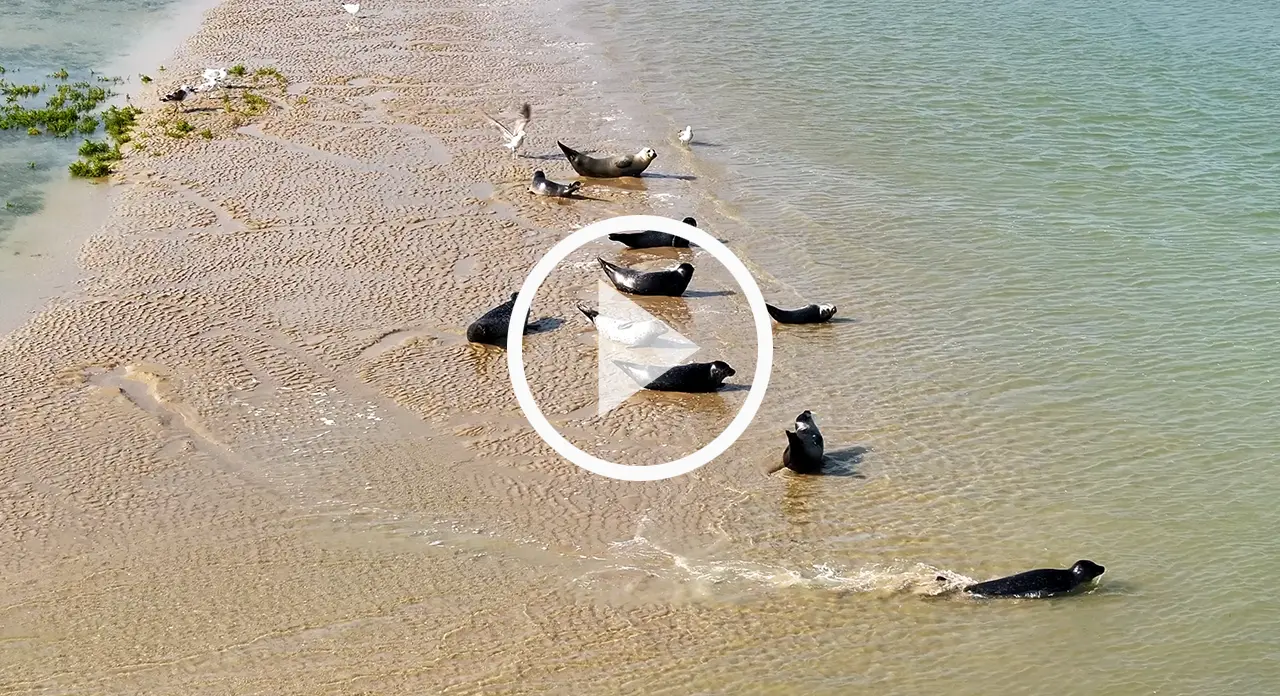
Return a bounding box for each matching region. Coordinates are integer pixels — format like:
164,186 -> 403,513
576,304 -> 598,323
765,303 -> 788,322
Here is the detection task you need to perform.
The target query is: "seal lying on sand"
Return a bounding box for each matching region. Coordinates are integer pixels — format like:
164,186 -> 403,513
598,257 -> 694,297
576,304 -> 668,346
614,360 -> 735,392
529,170 -> 581,197
466,292 -> 532,347
945,560 -> 1106,599
558,141 -> 657,177
766,303 -> 838,324
608,217 -> 698,249
783,410 -> 825,474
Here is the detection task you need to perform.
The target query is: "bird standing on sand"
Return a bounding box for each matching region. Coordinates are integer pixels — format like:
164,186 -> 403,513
342,2 -> 360,16
678,126 -> 693,146
195,67 -> 227,93
482,103 -> 532,154
160,85 -> 195,112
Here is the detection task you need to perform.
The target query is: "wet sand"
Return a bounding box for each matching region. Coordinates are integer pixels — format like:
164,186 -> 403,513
0,0 -> 826,691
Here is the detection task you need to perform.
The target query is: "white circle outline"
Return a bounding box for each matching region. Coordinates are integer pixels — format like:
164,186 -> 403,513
506,214 -> 774,481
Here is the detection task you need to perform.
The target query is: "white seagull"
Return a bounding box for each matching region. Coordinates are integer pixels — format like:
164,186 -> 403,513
678,125 -> 693,146
481,102 -> 531,154
195,67 -> 227,92
577,304 -> 669,347
342,3 -> 360,16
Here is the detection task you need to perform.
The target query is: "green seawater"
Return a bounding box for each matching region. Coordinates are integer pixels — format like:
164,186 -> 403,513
572,0 -> 1280,692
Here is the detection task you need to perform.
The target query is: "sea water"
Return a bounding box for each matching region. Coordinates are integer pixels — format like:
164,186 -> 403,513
570,0 -> 1280,692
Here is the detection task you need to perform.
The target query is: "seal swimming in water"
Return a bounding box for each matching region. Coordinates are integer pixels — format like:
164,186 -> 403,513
766,303 -> 838,324
782,410 -> 825,473
558,141 -> 658,178
576,304 -> 668,346
607,217 -> 698,249
528,170 -> 582,198
945,560 -> 1106,599
598,257 -> 694,296
466,292 -> 532,348
613,360 -> 736,393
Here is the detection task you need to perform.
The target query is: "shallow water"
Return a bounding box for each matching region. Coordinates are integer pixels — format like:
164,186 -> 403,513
563,0 -> 1280,692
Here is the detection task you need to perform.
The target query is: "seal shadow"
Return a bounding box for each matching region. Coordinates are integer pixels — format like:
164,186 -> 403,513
684,289 -> 736,298
527,316 -> 565,335
689,140 -> 723,147
717,383 -> 752,393
530,190 -> 608,202
180,106 -> 221,114
819,446 -> 870,478
827,317 -> 858,325
642,172 -> 698,181
766,445 -> 869,477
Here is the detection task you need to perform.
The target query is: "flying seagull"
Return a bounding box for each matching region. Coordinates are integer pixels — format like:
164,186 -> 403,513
678,125 -> 693,146
160,84 -> 195,112
482,102 -> 532,154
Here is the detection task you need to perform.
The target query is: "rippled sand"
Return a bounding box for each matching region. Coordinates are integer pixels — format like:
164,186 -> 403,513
0,0 -> 1139,693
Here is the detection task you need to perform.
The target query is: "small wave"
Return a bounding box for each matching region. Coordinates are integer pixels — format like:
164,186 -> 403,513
588,525 -> 975,598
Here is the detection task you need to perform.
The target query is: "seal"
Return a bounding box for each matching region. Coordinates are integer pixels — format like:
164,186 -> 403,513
614,360 -> 736,393
598,257 -> 694,297
947,560 -> 1106,599
766,303 -> 838,324
558,141 -> 658,178
466,292 -> 532,347
608,217 -> 698,249
782,410 -> 825,473
528,170 -> 582,198
577,304 -> 668,346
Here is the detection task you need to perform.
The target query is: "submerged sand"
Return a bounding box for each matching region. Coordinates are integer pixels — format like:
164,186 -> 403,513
0,0 -> 990,693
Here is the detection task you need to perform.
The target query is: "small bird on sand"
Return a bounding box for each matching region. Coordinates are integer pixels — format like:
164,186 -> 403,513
678,125 -> 693,146
342,3 -> 360,16
160,85 -> 195,112
482,103 -> 532,154
195,68 -> 227,93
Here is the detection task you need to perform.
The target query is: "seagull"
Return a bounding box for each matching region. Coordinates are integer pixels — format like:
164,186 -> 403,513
342,3 -> 360,16
481,102 -> 531,154
678,125 -> 693,146
160,84 -> 195,112
195,68 -> 227,92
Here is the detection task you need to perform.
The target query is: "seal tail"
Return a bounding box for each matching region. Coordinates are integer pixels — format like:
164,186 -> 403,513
576,304 -> 598,323
557,141 -> 581,161
566,181 -> 582,194
765,303 -> 787,321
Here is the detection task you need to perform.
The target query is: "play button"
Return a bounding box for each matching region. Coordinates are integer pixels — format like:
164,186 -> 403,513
590,280 -> 700,416
507,214 -> 774,482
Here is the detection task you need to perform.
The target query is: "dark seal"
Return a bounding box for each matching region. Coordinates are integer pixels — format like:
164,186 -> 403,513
558,141 -> 657,178
528,170 -> 582,197
782,410 -> 825,474
465,292 -> 532,347
614,360 -> 735,393
608,217 -> 698,249
598,257 -> 694,297
766,303 -> 838,324
949,560 -> 1106,599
